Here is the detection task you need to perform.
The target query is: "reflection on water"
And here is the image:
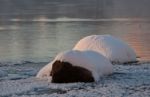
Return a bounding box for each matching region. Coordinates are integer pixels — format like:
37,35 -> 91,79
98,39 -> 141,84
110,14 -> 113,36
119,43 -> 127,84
0,19 -> 150,63
122,22 -> 150,61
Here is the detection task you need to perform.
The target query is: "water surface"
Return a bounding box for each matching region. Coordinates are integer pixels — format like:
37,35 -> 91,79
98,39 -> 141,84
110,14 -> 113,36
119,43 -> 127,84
0,18 -> 150,64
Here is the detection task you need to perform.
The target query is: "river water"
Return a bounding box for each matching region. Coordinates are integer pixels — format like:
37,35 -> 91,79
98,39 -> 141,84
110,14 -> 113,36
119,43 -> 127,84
0,18 -> 150,64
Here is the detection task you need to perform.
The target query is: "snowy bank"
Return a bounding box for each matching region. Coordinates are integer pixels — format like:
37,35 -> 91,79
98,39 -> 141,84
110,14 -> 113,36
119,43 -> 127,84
36,50 -> 113,83
0,62 -> 150,97
73,35 -> 137,63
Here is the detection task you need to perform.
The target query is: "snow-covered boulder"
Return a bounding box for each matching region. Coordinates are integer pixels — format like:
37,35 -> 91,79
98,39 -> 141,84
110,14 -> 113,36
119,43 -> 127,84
36,50 -> 113,83
73,35 -> 137,63
36,60 -> 54,80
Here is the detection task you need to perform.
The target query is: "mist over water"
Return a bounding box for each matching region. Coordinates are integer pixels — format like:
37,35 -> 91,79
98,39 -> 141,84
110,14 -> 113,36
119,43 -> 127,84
0,0 -> 150,20
0,0 -> 150,64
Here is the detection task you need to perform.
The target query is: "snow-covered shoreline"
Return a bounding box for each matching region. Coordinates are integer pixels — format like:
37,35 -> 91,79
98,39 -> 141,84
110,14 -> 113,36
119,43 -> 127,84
0,62 -> 150,97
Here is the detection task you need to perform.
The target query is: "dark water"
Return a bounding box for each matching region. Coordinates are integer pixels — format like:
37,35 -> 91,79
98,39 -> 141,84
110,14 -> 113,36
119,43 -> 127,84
0,18 -> 150,64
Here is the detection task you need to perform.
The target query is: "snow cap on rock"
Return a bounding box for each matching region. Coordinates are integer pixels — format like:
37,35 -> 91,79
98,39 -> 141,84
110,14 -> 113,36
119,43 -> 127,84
36,50 -> 113,83
73,35 -> 137,63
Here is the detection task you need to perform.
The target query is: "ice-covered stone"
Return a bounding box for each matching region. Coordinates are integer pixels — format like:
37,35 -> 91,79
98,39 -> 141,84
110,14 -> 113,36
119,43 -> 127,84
36,50 -> 113,82
73,35 -> 137,63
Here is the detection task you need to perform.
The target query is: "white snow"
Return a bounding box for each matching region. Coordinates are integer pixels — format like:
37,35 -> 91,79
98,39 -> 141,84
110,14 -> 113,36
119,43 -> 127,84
36,50 -> 113,82
0,62 -> 150,97
73,35 -> 137,63
36,60 -> 54,80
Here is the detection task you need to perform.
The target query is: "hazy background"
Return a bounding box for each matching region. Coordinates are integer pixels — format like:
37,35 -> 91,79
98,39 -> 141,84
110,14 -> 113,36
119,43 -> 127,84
0,0 -> 150,21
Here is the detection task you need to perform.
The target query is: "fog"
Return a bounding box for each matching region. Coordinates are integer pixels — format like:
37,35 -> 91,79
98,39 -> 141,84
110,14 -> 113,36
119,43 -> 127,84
0,0 -> 150,20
